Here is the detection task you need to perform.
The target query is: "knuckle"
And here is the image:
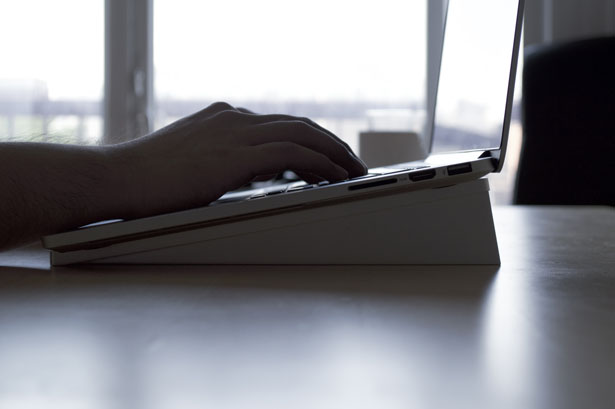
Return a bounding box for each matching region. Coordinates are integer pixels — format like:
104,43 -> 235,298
292,120 -> 312,135
299,116 -> 313,125
211,109 -> 240,123
209,101 -> 234,112
311,150 -> 329,167
237,107 -> 254,114
278,141 -> 296,156
328,159 -> 339,172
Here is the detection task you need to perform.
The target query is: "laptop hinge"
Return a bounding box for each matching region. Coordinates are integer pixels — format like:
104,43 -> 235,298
480,149 -> 503,171
479,150 -> 492,158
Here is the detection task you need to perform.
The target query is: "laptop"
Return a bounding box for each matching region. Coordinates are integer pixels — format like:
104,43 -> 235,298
42,0 -> 525,253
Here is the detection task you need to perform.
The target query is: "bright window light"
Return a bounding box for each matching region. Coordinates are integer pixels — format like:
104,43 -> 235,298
154,0 -> 427,151
0,0 -> 104,144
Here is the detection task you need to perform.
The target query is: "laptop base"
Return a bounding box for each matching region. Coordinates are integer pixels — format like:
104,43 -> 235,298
50,178 -> 499,266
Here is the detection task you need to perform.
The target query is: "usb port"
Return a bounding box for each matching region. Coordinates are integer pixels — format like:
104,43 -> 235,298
447,163 -> 473,176
409,169 -> 436,181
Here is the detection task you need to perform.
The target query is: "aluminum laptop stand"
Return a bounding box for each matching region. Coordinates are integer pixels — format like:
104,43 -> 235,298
50,178 -> 499,265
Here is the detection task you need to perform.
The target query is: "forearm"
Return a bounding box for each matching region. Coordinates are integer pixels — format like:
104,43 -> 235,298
0,143 -> 127,250
0,103 -> 367,251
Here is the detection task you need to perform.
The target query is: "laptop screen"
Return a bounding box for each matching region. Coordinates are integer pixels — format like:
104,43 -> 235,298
430,0 -> 521,154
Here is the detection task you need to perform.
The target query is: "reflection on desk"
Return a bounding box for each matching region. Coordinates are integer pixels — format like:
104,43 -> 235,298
0,206 -> 614,409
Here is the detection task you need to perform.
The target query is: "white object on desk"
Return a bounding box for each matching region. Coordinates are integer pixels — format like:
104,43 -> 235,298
50,178 -> 499,265
359,131 -> 427,168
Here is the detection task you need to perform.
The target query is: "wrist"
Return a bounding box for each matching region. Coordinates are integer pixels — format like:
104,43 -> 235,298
101,143 -> 142,220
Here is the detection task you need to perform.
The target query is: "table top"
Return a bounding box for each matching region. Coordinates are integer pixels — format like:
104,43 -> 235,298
0,206 -> 613,409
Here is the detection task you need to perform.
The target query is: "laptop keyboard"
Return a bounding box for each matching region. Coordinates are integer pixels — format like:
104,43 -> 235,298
211,166 -> 429,205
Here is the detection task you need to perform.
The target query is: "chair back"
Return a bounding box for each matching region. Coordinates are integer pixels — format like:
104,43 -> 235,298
514,37 -> 615,205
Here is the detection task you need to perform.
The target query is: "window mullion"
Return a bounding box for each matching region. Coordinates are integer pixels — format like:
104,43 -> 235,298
104,0 -> 153,145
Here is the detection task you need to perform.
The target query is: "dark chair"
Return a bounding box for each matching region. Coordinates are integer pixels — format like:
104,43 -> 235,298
514,36 -> 615,205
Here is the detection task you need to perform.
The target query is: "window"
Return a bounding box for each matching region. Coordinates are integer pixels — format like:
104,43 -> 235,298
154,0 -> 427,153
0,0 -> 104,145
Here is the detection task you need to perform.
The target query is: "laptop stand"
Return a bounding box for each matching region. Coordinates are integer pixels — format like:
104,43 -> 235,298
50,178 -> 500,266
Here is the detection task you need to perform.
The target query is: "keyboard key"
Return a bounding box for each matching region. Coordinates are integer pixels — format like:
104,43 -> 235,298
350,173 -> 381,181
265,188 -> 287,196
379,166 -> 430,175
288,184 -> 315,192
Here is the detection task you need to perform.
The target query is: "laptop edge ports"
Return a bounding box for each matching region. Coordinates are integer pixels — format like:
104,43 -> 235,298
447,163 -> 473,176
409,169 -> 437,182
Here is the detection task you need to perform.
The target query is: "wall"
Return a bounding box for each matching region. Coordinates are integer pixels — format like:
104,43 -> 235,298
525,0 -> 615,46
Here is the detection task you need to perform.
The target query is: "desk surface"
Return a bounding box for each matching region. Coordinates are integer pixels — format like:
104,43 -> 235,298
0,206 -> 613,409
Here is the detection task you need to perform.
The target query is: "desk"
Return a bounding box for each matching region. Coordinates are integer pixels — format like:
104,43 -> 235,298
0,206 -> 613,409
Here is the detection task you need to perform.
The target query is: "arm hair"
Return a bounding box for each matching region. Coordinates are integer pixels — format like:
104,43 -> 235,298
0,143 -> 126,250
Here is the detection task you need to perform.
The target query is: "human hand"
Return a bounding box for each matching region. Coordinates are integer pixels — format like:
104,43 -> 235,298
112,102 -> 367,218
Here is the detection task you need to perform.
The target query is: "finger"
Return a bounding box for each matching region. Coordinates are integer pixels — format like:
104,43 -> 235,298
243,121 -> 366,178
252,113 -> 368,174
193,101 -> 237,120
246,113 -> 363,163
236,107 -> 256,114
251,173 -> 278,182
295,171 -> 324,184
242,142 -> 349,182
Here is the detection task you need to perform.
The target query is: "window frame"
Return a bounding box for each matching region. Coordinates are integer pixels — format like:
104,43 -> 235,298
104,0 -> 153,144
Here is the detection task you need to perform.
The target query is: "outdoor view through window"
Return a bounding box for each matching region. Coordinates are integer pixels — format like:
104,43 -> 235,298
1,0 -> 426,152
0,0 -> 104,145
154,0 -> 427,153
